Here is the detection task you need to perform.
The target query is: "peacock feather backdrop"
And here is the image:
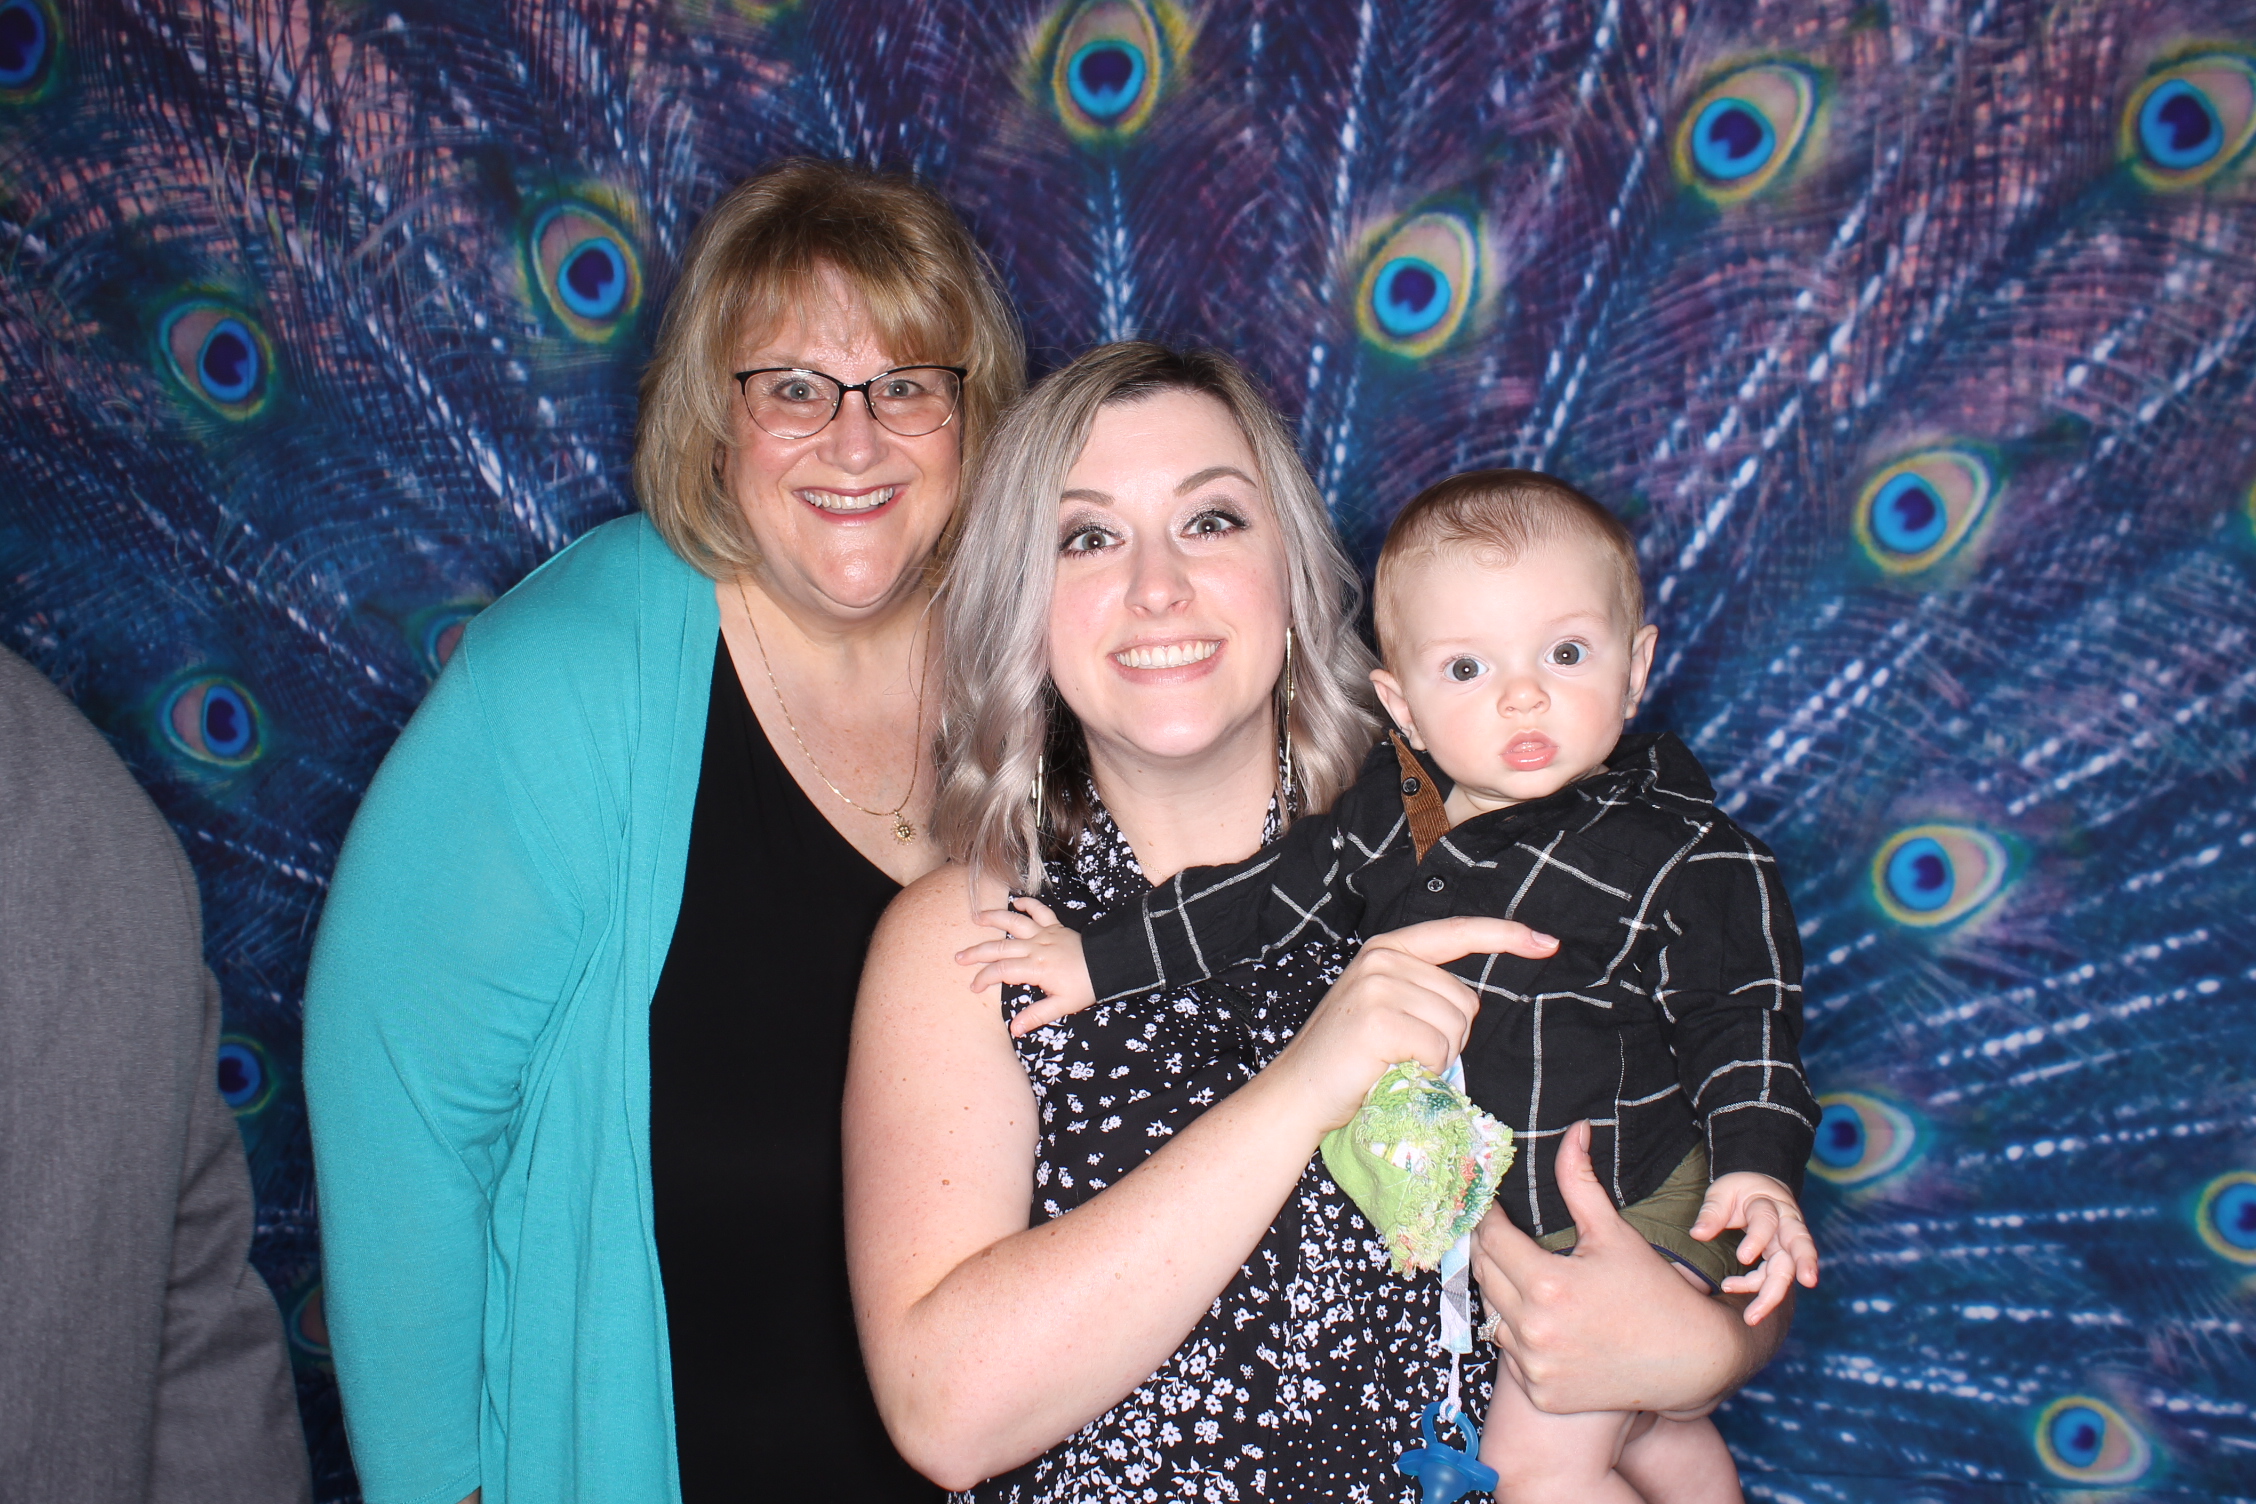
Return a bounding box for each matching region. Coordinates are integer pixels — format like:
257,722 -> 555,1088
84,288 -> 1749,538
3,0 -> 2254,1498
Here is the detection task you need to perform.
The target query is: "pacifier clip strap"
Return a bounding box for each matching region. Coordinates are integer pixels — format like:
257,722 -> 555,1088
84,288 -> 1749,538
1437,1057 -> 1475,1409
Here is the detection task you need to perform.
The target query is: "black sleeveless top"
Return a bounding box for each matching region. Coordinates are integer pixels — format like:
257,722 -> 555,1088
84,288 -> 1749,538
650,634 -> 941,1500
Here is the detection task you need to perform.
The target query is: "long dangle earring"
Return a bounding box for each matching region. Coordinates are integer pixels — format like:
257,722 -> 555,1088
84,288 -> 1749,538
1277,627 -> 1300,817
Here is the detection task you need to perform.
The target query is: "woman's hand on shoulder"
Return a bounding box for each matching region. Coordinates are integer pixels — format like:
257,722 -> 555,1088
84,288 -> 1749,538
1258,916 -> 1556,1137
1470,1121 -> 1790,1418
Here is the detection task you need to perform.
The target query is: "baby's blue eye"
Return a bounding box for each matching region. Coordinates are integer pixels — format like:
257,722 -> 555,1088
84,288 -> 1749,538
1448,657 -> 1483,681
1548,641 -> 1587,666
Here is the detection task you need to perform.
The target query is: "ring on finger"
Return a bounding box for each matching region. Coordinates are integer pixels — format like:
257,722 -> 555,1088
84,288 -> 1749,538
1475,1311 -> 1503,1345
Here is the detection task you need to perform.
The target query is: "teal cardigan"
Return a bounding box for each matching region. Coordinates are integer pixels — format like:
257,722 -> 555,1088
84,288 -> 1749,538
306,514 -> 715,1504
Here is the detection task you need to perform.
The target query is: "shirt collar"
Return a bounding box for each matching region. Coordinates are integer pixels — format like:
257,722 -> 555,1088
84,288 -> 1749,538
1407,729 -> 1715,844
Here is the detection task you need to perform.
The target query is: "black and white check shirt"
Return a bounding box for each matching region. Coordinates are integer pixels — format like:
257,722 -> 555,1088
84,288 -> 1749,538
1081,731 -> 1818,1238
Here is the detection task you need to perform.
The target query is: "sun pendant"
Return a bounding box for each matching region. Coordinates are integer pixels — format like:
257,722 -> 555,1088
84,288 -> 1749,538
893,817 -> 917,843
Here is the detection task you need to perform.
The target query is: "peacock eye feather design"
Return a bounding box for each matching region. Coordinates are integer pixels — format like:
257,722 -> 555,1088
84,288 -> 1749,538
2194,1171 -> 2256,1265
1672,61 -> 1823,204
287,1281 -> 331,1362
2123,49 -> 2256,191
405,602 -> 487,678
1807,1092 -> 1922,1187
158,301 -> 275,420
0,0 -> 57,103
1035,0 -> 1189,144
2032,1395 -> 2154,1484
1353,209 -> 1481,359
1852,448 -> 1997,577
218,1034 -> 278,1116
526,201 -> 644,344
1871,824 -> 2012,929
160,673 -> 264,768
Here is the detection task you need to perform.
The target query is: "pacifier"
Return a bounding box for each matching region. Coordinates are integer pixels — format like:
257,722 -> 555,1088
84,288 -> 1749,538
1396,1400 -> 1500,1504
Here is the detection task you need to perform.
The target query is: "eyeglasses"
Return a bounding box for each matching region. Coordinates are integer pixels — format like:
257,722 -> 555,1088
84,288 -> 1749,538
732,364 -> 969,440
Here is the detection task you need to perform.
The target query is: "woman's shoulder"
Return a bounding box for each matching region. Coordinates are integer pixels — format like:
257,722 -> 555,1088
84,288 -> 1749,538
444,514 -> 708,726
874,861 -> 997,957
455,512 -> 704,678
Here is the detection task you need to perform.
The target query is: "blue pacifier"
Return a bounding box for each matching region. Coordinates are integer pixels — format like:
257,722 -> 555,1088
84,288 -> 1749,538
1396,1400 -> 1500,1504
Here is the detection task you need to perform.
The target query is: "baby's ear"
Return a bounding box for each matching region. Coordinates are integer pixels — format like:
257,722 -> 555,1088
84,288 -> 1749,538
1624,624 -> 1660,711
1369,668 -> 1423,749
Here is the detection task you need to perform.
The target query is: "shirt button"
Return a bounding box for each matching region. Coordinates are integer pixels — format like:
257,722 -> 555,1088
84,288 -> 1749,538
1426,876 -> 1446,893
1402,776 -> 1422,795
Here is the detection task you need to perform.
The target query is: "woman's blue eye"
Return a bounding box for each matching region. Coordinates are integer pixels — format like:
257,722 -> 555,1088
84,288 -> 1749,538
1448,657 -> 1483,681
1062,526 -> 1114,554
1549,642 -> 1587,666
1185,510 -> 1245,537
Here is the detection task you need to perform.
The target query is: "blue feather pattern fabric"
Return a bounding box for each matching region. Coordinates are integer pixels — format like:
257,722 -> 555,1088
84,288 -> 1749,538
2,2 -> 2252,1498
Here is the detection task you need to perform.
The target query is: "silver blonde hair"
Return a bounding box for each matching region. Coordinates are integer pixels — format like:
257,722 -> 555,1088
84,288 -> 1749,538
634,159 -> 1025,577
934,342 -> 1380,892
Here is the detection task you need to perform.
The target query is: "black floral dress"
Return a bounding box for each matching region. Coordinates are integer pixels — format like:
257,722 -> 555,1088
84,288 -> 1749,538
963,803 -> 1493,1503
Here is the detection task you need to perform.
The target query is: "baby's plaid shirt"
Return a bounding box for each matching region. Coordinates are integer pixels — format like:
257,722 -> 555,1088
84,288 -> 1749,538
1080,730 -> 1819,1238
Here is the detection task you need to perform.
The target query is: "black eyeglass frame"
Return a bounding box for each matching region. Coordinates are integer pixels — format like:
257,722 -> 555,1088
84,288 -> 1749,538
730,363 -> 971,439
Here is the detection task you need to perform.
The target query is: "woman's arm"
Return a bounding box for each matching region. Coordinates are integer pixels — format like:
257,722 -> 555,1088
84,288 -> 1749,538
303,656 -> 585,1504
845,868 -> 1545,1490
1470,1121 -> 1791,1417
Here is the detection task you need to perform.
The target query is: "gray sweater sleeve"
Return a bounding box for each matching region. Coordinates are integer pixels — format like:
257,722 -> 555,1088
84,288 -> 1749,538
0,649 -> 309,1504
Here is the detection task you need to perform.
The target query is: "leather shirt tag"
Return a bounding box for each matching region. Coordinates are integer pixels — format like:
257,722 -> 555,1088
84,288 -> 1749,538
1391,731 -> 1452,861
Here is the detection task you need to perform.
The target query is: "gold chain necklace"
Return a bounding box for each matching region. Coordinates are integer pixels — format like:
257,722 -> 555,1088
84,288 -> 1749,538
734,578 -> 924,843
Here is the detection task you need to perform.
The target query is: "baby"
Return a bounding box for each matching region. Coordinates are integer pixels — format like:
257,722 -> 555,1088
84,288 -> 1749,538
963,469 -> 1820,1503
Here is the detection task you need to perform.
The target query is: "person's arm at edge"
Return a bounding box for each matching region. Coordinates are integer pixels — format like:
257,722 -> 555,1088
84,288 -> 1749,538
149,966 -> 313,1503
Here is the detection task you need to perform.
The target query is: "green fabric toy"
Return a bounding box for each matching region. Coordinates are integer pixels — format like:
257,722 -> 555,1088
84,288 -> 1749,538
1321,1063 -> 1517,1275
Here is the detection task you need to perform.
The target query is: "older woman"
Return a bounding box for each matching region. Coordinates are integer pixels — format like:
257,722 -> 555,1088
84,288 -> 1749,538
845,343 -> 1788,1499
305,160 -> 1020,1504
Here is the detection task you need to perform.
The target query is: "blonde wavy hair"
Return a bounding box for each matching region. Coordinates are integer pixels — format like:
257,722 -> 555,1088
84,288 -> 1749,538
935,342 -> 1380,892
633,159 -> 1025,576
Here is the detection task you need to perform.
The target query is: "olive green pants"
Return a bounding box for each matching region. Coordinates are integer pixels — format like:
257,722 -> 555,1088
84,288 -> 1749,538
1532,1144 -> 1748,1291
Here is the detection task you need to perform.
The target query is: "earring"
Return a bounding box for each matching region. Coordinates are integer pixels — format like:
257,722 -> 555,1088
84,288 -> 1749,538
1029,746 -> 1046,824
1277,627 -> 1300,814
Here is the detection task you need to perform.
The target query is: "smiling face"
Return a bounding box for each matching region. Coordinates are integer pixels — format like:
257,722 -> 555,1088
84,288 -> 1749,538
1371,536 -> 1659,820
1046,389 -> 1292,782
722,266 -> 962,620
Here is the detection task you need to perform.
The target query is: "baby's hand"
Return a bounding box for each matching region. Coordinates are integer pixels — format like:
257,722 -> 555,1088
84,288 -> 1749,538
1691,1170 -> 1819,1326
953,898 -> 1098,1036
